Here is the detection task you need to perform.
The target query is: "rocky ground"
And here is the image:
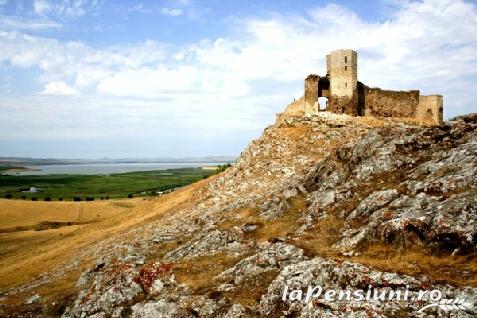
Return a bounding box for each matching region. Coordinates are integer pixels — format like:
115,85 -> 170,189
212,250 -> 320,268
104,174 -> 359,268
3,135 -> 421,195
1,112 -> 476,317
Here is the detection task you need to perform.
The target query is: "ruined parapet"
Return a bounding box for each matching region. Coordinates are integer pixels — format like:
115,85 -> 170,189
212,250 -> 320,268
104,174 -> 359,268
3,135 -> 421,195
327,49 -> 358,115
304,75 -> 319,114
277,96 -> 305,122
416,95 -> 443,125
362,86 -> 420,118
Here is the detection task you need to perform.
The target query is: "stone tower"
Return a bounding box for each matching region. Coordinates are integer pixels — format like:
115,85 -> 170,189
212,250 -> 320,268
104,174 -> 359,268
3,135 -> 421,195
326,49 -> 358,115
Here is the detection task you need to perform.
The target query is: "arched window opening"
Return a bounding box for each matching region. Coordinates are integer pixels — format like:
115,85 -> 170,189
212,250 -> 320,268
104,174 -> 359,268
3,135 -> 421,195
318,97 -> 328,111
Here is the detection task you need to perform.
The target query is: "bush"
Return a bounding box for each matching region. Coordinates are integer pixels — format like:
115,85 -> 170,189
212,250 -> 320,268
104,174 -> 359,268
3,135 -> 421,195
5,194 -> 12,199
73,197 -> 82,202
31,197 -> 38,201
128,194 -> 133,198
85,197 -> 94,201
58,197 -> 63,201
105,196 -> 109,200
216,163 -> 232,173
44,197 -> 51,201
21,195 -> 27,200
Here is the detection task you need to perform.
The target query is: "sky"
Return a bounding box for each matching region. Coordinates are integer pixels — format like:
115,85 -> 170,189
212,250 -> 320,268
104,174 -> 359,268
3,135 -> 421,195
0,0 -> 476,159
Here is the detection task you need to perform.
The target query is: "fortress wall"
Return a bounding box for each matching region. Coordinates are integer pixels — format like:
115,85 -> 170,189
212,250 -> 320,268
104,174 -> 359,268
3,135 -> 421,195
362,86 -> 419,117
328,93 -> 359,116
304,75 -> 319,114
282,96 -> 305,115
416,95 -> 443,125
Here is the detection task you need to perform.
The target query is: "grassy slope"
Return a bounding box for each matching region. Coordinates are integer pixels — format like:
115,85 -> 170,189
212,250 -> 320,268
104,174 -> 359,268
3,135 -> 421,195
0,175 -> 215,294
0,168 -> 214,200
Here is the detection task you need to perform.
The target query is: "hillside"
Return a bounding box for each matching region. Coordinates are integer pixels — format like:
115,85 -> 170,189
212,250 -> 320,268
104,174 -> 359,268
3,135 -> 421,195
1,112 -> 476,317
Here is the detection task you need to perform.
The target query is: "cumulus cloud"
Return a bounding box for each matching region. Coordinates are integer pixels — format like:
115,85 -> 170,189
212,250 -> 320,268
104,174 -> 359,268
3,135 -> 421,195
0,0 -> 476,150
41,80 -> 78,95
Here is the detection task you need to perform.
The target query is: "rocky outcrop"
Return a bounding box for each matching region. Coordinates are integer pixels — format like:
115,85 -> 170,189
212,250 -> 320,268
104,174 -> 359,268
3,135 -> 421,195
4,113 -> 476,317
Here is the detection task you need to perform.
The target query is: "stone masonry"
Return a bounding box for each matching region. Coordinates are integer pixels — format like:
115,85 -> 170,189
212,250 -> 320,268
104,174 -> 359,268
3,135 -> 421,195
279,49 -> 444,124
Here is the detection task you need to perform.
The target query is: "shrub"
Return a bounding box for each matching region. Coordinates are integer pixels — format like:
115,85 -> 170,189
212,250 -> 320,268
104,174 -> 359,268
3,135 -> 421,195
58,197 -> 64,201
85,197 -> 94,201
21,195 -> 27,200
134,263 -> 172,292
5,194 -> 12,199
31,197 -> 38,201
73,197 -> 82,202
44,197 -> 51,201
105,196 -> 109,200
216,163 -> 232,173
128,194 -> 133,198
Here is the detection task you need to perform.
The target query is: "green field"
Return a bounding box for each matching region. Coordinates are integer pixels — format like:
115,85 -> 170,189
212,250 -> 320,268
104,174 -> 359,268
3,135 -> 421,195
0,165 -> 28,172
0,168 -> 216,200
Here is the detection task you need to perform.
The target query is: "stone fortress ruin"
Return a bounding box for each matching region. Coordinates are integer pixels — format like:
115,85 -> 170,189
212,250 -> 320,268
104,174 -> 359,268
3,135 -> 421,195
279,49 -> 443,125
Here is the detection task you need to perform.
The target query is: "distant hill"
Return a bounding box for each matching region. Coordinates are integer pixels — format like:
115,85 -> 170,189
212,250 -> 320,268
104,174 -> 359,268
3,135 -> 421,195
0,156 -> 237,166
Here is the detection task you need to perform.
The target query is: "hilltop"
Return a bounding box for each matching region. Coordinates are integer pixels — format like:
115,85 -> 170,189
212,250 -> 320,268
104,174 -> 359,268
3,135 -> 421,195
1,112 -> 476,317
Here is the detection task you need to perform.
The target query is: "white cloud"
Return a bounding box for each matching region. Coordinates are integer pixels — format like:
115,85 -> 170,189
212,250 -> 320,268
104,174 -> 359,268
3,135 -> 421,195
33,0 -> 51,15
33,0 -> 103,17
160,7 -> 183,17
0,0 -> 476,149
128,3 -> 152,14
0,16 -> 62,30
41,80 -> 78,95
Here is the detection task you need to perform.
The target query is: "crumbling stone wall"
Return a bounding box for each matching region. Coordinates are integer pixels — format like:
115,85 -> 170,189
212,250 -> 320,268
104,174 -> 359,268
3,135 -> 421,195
361,86 -> 419,118
328,93 -> 359,116
304,75 -> 319,114
416,95 -> 443,125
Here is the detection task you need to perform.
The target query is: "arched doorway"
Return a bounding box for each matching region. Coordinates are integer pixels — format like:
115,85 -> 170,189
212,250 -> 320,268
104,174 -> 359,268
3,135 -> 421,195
318,97 -> 328,111
318,76 -> 330,98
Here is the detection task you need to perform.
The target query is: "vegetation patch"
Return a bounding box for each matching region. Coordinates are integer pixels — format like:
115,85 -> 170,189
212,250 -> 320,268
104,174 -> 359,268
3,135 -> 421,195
0,168 -> 215,200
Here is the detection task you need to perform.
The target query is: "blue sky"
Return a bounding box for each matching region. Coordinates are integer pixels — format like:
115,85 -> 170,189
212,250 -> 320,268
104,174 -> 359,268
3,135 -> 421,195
0,0 -> 476,159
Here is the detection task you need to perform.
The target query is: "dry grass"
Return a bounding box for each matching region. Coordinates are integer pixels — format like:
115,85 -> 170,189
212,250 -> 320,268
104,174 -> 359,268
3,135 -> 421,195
173,253 -> 239,291
218,195 -> 307,242
173,252 -> 277,307
296,214 -> 477,287
295,215 -> 345,257
222,269 -> 279,307
346,244 -> 477,287
0,177 -> 214,299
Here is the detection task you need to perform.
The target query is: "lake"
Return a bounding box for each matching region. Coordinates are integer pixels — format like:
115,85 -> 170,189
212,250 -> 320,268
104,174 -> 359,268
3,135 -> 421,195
6,162 -> 224,175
